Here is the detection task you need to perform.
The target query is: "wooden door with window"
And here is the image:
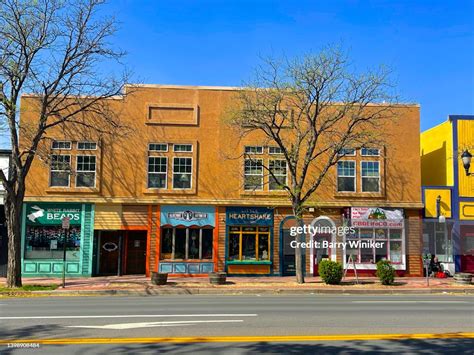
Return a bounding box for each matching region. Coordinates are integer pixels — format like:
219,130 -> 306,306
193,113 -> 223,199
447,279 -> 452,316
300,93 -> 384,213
461,225 -> 474,273
99,231 -> 120,275
125,231 -> 147,275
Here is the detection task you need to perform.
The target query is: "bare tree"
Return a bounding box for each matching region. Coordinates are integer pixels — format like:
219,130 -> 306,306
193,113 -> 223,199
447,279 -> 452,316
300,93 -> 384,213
228,47 -> 398,284
0,0 -> 129,287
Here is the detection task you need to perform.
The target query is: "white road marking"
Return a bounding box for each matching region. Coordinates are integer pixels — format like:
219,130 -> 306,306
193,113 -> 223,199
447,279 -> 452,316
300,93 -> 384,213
0,313 -> 258,320
352,301 -> 470,304
67,319 -> 244,330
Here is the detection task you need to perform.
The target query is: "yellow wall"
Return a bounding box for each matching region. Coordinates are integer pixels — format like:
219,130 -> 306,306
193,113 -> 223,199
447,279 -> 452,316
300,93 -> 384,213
424,188 -> 452,218
457,119 -> 474,198
420,121 -> 453,186
460,202 -> 474,220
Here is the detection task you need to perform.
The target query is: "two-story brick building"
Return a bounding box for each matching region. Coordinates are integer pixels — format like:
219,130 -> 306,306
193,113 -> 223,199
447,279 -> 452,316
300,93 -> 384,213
19,85 -> 424,278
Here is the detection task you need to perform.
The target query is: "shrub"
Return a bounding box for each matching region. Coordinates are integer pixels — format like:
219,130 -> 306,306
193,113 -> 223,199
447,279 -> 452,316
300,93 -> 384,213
318,260 -> 343,285
376,260 -> 396,285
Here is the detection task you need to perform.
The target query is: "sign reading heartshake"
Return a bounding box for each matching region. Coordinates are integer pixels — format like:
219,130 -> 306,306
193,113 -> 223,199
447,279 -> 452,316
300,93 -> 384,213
25,203 -> 82,226
226,207 -> 273,226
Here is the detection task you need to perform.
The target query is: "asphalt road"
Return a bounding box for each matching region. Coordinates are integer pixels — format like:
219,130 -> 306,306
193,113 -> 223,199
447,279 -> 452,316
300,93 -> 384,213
0,294 -> 473,354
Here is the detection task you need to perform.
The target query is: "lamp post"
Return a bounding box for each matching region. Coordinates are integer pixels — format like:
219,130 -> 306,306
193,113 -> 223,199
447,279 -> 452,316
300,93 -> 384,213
461,150 -> 472,176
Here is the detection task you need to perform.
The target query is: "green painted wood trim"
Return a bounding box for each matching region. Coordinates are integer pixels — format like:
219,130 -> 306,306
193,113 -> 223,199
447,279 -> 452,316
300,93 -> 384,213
87,204 -> 95,275
226,261 -> 272,265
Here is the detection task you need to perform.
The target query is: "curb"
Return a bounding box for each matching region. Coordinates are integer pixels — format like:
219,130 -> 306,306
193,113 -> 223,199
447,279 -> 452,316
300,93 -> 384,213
0,287 -> 473,297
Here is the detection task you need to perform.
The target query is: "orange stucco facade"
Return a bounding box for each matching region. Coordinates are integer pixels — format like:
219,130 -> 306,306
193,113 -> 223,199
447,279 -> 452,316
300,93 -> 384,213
20,85 -> 423,277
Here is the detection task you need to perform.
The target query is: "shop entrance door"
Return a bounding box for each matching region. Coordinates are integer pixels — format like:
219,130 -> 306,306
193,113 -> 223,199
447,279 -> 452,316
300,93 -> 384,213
125,231 -> 147,275
461,225 -> 474,273
98,231 -> 122,276
313,233 -> 331,276
281,229 -> 305,276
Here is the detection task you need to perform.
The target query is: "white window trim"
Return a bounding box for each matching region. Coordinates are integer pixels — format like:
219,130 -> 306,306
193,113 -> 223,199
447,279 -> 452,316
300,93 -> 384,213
336,160 -> 356,192
75,155 -> 97,188
360,161 -> 381,193
77,141 -> 98,151
147,156 -> 168,189
149,143 -> 169,152
343,226 -> 406,270
361,148 -> 380,156
51,140 -> 72,150
268,146 -> 284,155
172,156 -> 193,190
49,154 -> 71,187
338,148 -> 356,157
269,159 -> 288,191
244,146 -> 264,155
172,144 -> 193,153
244,158 -> 264,191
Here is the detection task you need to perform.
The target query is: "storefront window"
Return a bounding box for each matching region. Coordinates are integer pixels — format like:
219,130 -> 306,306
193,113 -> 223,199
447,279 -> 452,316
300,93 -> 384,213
227,226 -> 270,261
160,226 -> 213,260
345,227 -> 403,264
25,225 -> 81,260
422,221 -> 453,262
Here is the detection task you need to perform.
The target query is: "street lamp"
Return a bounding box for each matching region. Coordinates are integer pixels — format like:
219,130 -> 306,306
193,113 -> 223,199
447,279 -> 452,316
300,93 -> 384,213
461,150 -> 472,176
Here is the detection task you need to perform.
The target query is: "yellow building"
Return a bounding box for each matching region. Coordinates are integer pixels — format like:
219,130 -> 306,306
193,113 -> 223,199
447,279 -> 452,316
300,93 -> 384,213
421,115 -> 474,274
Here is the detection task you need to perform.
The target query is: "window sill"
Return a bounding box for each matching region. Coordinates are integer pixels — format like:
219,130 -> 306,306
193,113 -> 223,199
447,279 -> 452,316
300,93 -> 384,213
226,260 -> 272,265
45,187 -> 99,194
143,188 -> 196,195
334,191 -> 385,198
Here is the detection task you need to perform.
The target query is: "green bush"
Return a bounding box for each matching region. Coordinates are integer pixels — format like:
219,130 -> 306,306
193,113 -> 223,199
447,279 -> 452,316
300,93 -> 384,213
318,260 -> 343,285
376,260 -> 396,285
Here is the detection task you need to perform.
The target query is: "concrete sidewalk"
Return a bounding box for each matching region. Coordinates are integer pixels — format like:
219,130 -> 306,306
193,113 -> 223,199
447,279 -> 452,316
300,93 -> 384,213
1,275 -> 473,296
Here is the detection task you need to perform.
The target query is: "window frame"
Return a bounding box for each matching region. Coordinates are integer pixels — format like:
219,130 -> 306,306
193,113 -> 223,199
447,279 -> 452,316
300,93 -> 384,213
336,160 -> 356,192
49,154 -> 71,187
244,146 -> 264,155
77,141 -> 97,151
51,141 -> 72,150
147,156 -> 168,189
172,156 -> 193,190
268,159 -> 288,191
172,144 -> 193,153
268,146 -> 284,155
227,226 -> 271,262
75,154 -> 97,188
338,148 -> 356,157
160,226 -> 213,261
244,158 -> 264,191
360,161 -> 381,193
148,143 -> 168,152
361,148 -> 380,156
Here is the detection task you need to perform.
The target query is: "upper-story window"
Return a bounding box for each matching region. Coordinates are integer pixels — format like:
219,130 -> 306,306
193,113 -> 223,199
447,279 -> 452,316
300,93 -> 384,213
361,148 -> 380,156
173,157 -> 192,189
76,155 -> 96,188
338,148 -> 356,156
77,142 -> 97,150
148,157 -> 167,188
269,146 -> 283,155
245,146 -> 264,155
173,144 -> 193,152
50,155 -> 71,187
51,141 -> 71,150
361,161 -> 380,192
337,161 -> 356,192
269,159 -> 287,190
149,143 -> 168,152
244,159 -> 264,190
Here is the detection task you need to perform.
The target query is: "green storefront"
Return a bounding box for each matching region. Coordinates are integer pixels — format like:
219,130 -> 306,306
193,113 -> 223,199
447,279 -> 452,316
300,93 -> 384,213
21,202 -> 94,277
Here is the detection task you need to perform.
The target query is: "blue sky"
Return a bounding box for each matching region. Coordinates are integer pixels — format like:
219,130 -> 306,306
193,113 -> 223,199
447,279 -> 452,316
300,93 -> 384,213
105,1 -> 471,131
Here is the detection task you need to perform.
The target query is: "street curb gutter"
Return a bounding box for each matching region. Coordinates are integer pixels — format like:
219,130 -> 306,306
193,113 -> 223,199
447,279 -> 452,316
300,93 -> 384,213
0,287 -> 473,297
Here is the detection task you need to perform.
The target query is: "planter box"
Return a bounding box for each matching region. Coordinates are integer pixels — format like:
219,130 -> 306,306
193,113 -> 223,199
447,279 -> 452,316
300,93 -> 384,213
209,272 -> 227,285
453,273 -> 472,285
151,272 -> 168,285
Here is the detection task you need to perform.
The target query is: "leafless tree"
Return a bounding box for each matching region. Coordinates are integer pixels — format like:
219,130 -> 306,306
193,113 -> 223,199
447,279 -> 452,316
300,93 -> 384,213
228,47 -> 398,283
0,0 -> 129,287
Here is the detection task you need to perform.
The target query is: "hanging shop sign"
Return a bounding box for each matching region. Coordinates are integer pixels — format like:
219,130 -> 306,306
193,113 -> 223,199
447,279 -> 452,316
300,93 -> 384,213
351,207 -> 404,228
161,205 -> 215,227
25,203 -> 82,226
226,207 -> 274,226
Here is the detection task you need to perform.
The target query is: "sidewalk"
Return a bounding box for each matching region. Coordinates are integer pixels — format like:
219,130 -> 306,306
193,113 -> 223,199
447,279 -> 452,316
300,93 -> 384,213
1,275 -> 473,296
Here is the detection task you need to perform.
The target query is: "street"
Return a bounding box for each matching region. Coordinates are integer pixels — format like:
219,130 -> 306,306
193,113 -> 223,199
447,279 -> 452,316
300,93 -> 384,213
0,294 -> 473,353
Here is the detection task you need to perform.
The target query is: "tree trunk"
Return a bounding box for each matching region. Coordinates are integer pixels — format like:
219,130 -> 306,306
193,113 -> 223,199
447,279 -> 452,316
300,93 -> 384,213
5,188 -> 24,288
293,203 -> 305,284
